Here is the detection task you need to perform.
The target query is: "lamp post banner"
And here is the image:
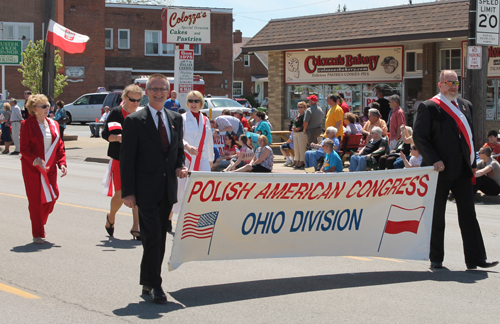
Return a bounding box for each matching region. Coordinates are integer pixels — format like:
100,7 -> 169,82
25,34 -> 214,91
168,168 -> 437,270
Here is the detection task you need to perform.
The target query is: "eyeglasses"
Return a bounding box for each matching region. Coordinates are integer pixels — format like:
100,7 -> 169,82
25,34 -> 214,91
298,106 -> 305,109
37,104 -> 49,109
188,99 -> 201,103
126,95 -> 141,103
441,81 -> 460,86
147,87 -> 168,93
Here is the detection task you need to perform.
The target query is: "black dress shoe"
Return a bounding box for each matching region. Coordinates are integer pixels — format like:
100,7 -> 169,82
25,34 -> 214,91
467,260 -> 499,270
150,286 -> 167,304
142,285 -> 150,295
430,261 -> 443,269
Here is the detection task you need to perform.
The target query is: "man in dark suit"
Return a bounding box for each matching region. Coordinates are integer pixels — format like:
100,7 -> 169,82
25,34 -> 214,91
120,74 -> 187,303
376,90 -> 390,123
413,69 -> 498,270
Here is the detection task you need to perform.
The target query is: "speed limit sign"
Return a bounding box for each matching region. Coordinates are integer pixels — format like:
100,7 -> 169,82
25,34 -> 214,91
477,0 -> 500,45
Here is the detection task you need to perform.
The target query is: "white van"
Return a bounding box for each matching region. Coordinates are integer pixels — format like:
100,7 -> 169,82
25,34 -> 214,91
64,92 -> 108,124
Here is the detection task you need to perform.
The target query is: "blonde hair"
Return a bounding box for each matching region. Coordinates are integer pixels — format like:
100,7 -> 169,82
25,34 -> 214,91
122,84 -> 143,100
258,134 -> 268,146
297,101 -> 307,109
186,90 -> 204,107
3,102 -> 11,111
26,94 -> 48,116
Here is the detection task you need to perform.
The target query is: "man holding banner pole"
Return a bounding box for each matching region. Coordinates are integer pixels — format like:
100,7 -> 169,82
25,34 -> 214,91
413,70 -> 498,270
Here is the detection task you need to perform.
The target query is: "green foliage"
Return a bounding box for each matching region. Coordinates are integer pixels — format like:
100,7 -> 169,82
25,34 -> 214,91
336,4 -> 347,12
243,95 -> 258,108
17,40 -> 68,98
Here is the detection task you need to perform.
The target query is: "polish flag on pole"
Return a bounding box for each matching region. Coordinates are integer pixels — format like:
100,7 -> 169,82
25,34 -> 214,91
378,205 -> 426,252
46,19 -> 89,54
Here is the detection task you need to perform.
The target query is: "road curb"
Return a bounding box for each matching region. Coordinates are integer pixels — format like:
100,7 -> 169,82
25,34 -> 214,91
85,157 -> 110,164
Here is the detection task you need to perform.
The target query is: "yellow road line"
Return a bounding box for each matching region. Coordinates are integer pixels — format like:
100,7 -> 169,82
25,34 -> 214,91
0,282 -> 41,299
344,256 -> 372,261
373,257 -> 404,263
0,192 -> 131,216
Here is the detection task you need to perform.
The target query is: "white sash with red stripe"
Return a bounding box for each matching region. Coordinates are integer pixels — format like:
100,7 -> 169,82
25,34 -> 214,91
38,118 -> 60,203
101,158 -> 114,197
184,111 -> 207,171
430,93 -> 475,166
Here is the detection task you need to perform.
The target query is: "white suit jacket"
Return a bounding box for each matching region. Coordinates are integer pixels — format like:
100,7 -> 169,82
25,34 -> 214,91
182,109 -> 214,171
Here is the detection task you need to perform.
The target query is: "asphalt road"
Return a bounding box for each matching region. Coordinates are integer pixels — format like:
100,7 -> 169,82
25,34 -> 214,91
0,124 -> 499,323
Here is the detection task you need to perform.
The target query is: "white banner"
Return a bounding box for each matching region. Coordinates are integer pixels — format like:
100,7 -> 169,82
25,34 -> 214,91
169,168 -> 438,270
162,8 -> 211,44
285,46 -> 403,84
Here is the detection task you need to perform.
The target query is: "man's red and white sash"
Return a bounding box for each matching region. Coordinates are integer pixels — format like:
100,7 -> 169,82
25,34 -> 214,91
184,112 -> 207,171
430,93 -> 475,166
37,118 -> 60,203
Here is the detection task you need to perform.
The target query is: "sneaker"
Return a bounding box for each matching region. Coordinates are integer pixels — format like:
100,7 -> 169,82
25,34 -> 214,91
284,160 -> 292,167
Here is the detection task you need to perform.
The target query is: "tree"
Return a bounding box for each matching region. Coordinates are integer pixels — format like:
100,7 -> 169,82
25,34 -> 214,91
106,0 -> 175,5
18,40 -> 68,98
336,4 -> 347,12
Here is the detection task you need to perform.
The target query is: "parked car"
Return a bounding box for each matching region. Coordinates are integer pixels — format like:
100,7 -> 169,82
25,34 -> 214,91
101,91 -> 149,115
234,98 -> 251,108
200,98 -> 251,119
64,92 -> 108,124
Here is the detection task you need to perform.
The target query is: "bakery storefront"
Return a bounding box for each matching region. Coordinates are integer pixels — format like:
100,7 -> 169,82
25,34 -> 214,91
285,46 -> 403,119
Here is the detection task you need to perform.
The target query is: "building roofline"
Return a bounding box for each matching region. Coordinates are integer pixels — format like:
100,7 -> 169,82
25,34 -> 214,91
265,0 -> 467,25
243,31 -> 467,53
105,3 -> 232,13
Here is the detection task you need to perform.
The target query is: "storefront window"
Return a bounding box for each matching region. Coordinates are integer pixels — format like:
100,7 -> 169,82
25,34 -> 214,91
287,84 -> 324,118
325,84 -> 361,114
286,83 -> 402,119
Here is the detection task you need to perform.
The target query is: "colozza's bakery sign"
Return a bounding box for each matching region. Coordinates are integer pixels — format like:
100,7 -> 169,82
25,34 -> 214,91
162,8 -> 211,44
285,46 -> 403,84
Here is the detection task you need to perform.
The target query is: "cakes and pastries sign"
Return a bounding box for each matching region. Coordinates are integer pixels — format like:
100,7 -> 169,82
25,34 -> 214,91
285,46 -> 403,84
162,8 -> 211,44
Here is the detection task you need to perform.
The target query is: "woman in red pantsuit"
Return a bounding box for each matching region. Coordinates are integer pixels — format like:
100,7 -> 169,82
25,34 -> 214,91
20,94 -> 67,244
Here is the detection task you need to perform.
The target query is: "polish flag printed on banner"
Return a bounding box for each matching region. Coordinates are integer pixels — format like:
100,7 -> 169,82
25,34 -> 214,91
378,205 -> 425,252
46,20 -> 89,54
107,122 -> 122,131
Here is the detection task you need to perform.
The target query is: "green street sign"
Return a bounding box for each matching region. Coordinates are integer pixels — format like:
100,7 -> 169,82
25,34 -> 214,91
0,40 -> 22,65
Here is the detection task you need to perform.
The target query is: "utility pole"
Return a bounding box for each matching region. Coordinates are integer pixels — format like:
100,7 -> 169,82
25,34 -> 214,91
463,0 -> 489,150
42,0 -> 56,99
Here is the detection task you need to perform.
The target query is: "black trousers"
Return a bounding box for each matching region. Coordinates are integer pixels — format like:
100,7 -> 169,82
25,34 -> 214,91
138,189 -> 173,288
474,175 -> 500,196
430,175 -> 487,264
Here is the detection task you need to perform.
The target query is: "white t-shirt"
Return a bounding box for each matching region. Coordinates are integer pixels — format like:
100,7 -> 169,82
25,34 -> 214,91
409,155 -> 422,167
215,115 -> 240,133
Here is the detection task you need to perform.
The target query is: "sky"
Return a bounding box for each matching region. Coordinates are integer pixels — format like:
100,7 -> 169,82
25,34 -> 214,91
175,0 -> 436,37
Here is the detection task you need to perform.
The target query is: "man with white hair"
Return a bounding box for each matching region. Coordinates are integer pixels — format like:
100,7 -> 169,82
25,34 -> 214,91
413,69 -> 498,270
349,126 -> 387,172
361,108 -> 388,142
304,126 -> 339,169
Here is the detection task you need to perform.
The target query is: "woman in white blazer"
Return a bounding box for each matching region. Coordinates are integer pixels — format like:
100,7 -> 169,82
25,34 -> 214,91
171,90 -> 214,217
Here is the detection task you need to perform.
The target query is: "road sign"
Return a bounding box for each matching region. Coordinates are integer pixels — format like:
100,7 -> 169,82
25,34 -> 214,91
0,40 -> 22,65
468,46 -> 482,69
477,0 -> 500,45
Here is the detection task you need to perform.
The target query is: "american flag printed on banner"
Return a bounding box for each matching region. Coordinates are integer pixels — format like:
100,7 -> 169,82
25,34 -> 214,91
181,211 -> 219,240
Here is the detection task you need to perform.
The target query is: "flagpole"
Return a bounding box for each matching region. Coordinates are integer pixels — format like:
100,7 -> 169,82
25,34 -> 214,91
42,0 -> 56,99
377,205 -> 393,252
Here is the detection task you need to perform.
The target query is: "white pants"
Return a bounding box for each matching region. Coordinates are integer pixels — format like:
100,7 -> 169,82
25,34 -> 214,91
11,122 -> 21,152
389,139 -> 397,151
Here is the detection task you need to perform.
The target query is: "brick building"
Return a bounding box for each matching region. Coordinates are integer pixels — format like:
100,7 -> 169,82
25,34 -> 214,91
242,0 -> 500,141
232,30 -> 268,105
0,0 -> 234,104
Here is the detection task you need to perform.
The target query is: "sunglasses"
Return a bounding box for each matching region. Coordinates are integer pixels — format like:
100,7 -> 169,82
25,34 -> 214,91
441,81 -> 460,86
126,95 -> 141,103
188,99 -> 201,103
38,104 -> 49,109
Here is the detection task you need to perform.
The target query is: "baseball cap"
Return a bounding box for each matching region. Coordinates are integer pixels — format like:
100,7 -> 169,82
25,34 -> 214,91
307,95 -> 319,102
234,109 -> 243,114
250,108 -> 258,114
